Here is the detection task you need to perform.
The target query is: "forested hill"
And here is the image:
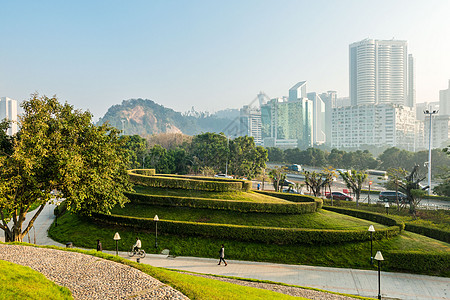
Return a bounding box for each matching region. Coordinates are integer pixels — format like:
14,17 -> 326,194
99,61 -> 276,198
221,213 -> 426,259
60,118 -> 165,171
97,98 -> 237,136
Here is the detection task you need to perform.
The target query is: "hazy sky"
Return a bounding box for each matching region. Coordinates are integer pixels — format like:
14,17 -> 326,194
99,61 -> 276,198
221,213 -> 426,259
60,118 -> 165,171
1,0 -> 450,120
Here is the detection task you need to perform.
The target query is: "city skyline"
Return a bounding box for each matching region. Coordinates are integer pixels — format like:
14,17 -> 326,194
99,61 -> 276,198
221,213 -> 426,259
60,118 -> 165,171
1,1 -> 450,120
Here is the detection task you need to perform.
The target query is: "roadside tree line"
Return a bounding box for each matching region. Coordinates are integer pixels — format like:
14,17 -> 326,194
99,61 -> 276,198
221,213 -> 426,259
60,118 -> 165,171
121,132 -> 268,180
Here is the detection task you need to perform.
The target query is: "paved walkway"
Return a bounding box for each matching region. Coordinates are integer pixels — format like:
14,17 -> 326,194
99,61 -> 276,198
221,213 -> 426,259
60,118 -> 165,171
1,202 -> 449,300
119,253 -> 449,300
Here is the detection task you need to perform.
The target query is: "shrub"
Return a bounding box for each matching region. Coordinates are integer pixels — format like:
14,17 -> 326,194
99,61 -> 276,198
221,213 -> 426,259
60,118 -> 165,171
405,223 -> 450,244
129,173 -> 243,192
384,250 -> 450,276
91,212 -> 400,245
323,206 -> 404,231
128,170 -> 250,192
125,192 -> 318,214
130,169 -> 156,176
254,190 -> 323,210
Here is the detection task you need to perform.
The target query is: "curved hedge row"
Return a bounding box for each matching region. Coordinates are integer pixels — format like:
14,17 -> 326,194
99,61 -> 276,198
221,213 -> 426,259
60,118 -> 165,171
129,173 -> 245,192
323,206 -> 404,231
125,192 -> 318,214
154,174 -> 252,191
254,190 -> 323,210
128,170 -> 251,192
130,169 -> 156,176
405,223 -> 450,244
384,250 -> 450,276
91,212 -> 400,245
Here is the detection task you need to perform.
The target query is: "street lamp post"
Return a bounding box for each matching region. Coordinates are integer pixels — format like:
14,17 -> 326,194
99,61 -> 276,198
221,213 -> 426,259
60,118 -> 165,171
154,215 -> 159,249
55,202 -> 61,227
423,109 -> 438,195
374,251 -> 384,300
113,232 -> 121,256
225,136 -> 229,176
368,225 -> 375,264
384,203 -> 389,215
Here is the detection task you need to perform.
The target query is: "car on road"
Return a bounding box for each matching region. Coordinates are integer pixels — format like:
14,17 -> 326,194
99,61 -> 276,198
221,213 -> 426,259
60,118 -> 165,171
282,179 -> 295,187
214,174 -> 233,179
282,188 -> 303,194
379,191 -> 407,203
326,192 -> 353,201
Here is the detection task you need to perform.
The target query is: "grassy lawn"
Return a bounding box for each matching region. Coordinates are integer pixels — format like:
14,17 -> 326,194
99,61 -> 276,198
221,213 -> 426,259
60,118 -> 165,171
49,212 -> 450,275
323,200 -> 450,231
111,203 -> 384,230
0,260 -> 73,300
132,185 -> 291,203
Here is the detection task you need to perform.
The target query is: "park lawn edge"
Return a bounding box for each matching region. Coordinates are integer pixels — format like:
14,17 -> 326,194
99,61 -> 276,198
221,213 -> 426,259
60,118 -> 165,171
167,269 -> 375,300
0,259 -> 73,300
0,242 -> 374,300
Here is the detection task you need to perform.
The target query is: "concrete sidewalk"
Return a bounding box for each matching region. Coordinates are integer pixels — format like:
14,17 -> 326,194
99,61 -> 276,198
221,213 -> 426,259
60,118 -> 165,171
1,204 -> 449,300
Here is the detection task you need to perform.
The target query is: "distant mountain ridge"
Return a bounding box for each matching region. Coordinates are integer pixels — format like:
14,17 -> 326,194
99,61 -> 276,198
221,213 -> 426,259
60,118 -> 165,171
97,98 -> 238,137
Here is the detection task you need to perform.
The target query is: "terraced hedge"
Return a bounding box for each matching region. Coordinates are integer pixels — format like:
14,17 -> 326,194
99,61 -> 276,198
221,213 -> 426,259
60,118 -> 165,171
125,192 -> 318,214
91,212 -> 400,245
154,174 -> 252,191
128,170 -> 250,192
254,190 -> 323,210
130,169 -> 156,176
404,223 -> 450,244
323,206 -> 404,231
128,170 -> 251,192
384,250 -> 450,276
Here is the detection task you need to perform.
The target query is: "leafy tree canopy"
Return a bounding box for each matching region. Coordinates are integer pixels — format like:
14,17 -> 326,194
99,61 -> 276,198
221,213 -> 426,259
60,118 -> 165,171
0,95 -> 131,242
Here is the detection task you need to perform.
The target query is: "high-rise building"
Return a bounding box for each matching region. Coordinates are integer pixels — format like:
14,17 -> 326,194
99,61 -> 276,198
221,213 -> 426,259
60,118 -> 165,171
0,97 -> 18,136
350,39 -> 409,106
407,54 -> 416,108
331,103 -> 415,150
307,92 -> 326,145
260,81 -> 313,148
320,91 -> 337,146
439,80 -> 450,116
239,105 -> 262,145
424,115 -> 450,149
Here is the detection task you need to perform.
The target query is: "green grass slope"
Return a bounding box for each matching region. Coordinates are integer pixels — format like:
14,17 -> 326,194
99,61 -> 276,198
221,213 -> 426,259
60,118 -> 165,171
0,260 -> 73,300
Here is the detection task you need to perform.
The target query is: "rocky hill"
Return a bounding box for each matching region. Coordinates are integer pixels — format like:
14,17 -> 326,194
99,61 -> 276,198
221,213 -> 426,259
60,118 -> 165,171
97,99 -> 238,137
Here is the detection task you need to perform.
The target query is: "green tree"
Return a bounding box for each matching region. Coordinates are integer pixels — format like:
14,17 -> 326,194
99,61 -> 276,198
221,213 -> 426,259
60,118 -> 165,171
327,149 -> 345,168
269,167 -> 286,192
398,165 -> 427,216
386,167 -> 408,210
228,136 -> 267,179
145,144 -> 174,174
120,135 -> 147,169
339,170 -> 368,207
303,170 -> 331,197
267,147 -> 285,162
189,132 -> 227,173
0,95 -> 131,242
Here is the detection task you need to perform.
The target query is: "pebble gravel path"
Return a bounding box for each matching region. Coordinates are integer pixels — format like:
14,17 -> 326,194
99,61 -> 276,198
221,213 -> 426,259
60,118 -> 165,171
181,272 -> 359,300
0,244 -> 188,300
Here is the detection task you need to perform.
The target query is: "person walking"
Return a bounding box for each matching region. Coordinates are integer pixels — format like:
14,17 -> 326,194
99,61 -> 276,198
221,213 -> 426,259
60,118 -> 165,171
96,239 -> 102,252
218,244 -> 227,266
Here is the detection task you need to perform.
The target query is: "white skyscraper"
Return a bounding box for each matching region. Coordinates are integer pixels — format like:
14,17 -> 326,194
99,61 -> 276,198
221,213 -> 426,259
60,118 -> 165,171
439,80 -> 450,116
350,39 -> 409,106
407,54 -> 416,108
0,97 -> 18,136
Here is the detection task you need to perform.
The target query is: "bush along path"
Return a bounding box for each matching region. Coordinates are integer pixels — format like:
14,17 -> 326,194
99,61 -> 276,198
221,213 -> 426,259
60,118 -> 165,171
0,244 -> 188,300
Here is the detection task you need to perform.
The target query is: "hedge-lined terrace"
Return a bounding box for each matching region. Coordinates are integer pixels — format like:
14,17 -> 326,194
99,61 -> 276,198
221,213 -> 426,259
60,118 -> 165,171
128,169 -> 251,192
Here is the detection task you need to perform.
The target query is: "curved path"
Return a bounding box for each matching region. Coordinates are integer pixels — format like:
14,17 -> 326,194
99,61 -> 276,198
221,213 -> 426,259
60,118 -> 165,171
0,244 -> 187,300
1,202 -> 450,300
